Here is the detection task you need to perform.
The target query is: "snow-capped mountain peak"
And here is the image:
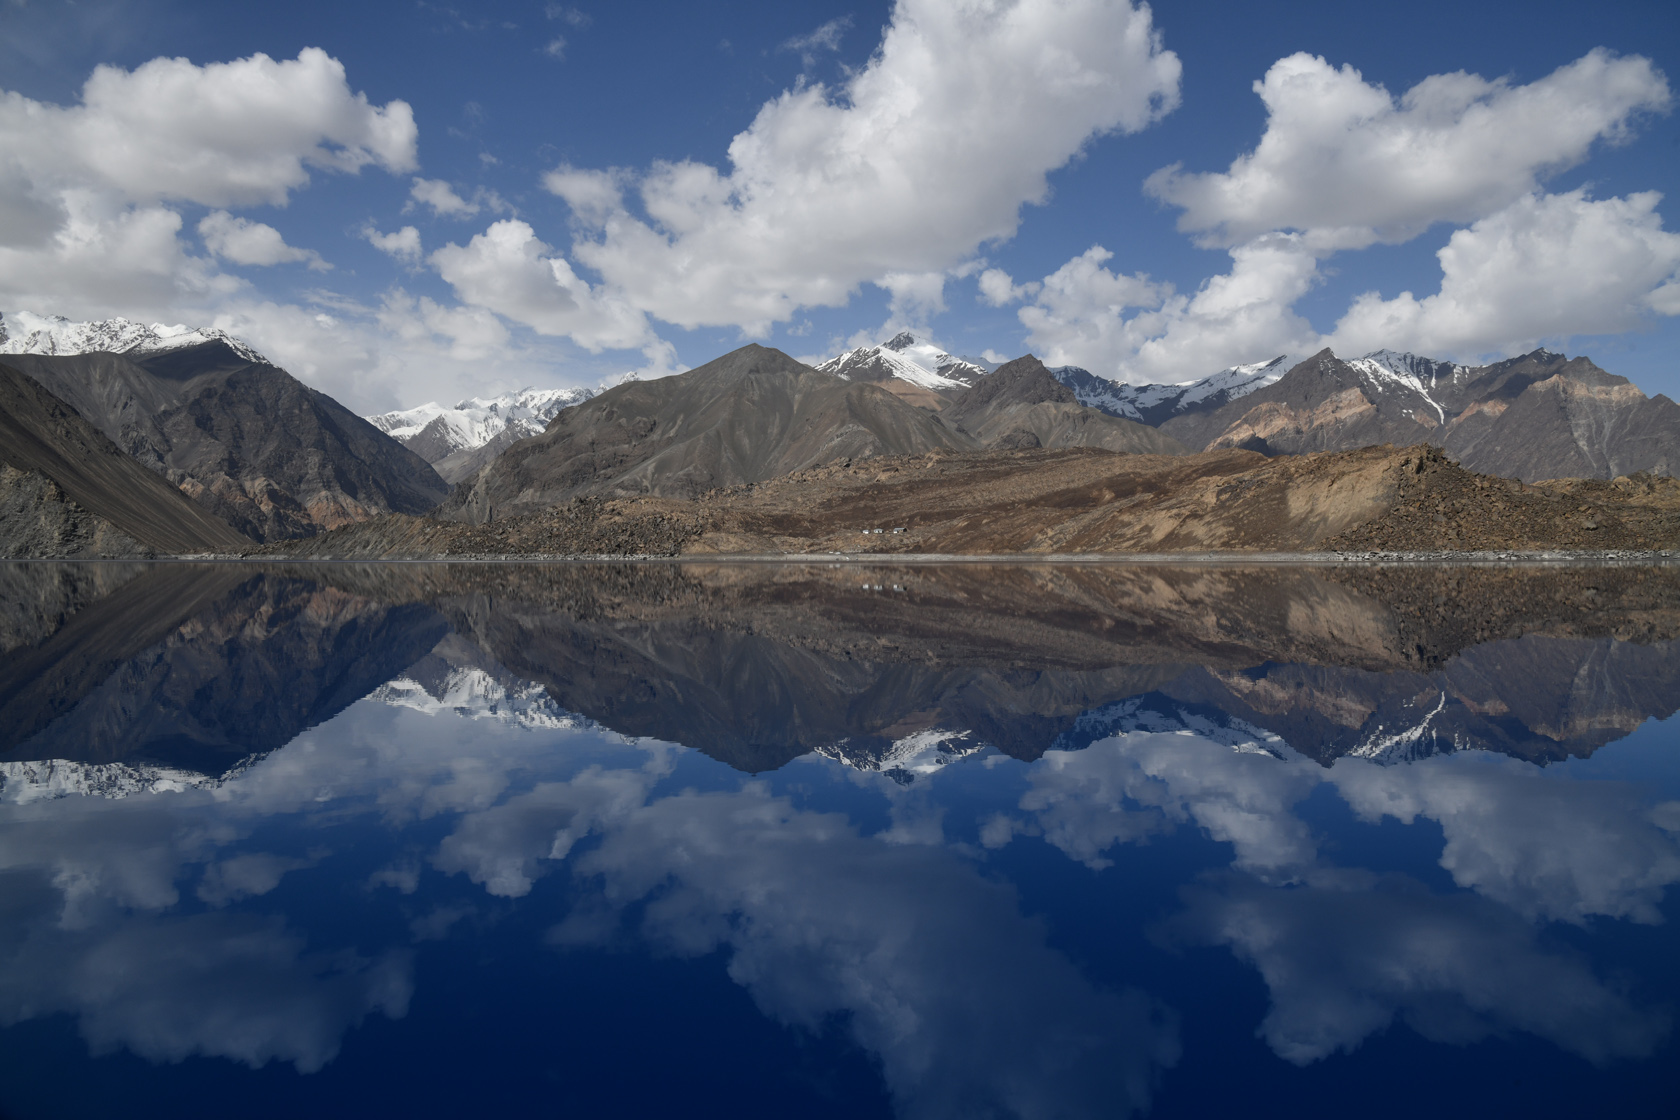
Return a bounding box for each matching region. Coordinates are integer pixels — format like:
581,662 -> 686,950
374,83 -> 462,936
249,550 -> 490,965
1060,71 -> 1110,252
817,332 -> 994,391
815,727 -> 987,783
1343,350 -> 1467,425
370,668 -> 594,731
1052,355 -> 1291,425
0,310 -> 269,364
366,385 -> 595,458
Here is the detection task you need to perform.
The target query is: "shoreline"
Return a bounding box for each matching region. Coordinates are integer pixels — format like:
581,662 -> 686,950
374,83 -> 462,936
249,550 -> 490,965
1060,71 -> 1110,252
7,548 -> 1680,567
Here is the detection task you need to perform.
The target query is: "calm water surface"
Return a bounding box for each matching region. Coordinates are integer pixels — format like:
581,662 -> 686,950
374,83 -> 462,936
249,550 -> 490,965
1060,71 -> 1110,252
0,561 -> 1677,1118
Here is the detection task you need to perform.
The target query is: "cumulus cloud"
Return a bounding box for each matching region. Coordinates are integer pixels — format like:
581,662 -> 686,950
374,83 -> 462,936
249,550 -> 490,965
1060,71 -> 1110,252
508,0 -> 1181,337
430,218 -> 660,353
408,178 -> 478,217
1147,48 -> 1671,251
198,210 -> 330,270
0,47 -> 417,209
1014,238 -> 1316,379
363,224 -> 422,262
1324,189 -> 1680,360
0,48 -> 414,321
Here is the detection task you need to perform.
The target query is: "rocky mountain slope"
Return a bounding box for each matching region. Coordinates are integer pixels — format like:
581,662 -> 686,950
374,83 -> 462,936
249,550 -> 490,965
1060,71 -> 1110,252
367,386 -> 595,484
0,362 -> 250,557
273,440 -> 1680,560
440,344 -> 976,523
1151,347 -> 1680,482
3,316 -> 449,540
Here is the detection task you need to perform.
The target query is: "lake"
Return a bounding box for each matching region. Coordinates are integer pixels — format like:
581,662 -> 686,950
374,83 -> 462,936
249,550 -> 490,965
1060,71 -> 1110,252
1,560 -> 1677,1118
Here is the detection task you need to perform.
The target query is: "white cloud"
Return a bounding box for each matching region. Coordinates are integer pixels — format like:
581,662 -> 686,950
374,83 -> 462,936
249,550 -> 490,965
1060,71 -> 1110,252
1147,48 -> 1671,251
977,266 -> 1039,307
0,47 -> 417,210
1013,238 -> 1315,379
198,210 -> 330,270
363,224 -> 422,262
1325,189 -> 1680,360
408,177 -> 479,217
0,48 -> 414,321
543,36 -> 567,60
430,218 -> 656,352
519,0 -> 1180,336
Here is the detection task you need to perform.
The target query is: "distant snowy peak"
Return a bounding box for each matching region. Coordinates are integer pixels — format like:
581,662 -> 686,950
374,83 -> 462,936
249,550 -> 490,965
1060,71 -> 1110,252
1053,355 -> 1290,425
0,757 -> 257,803
370,669 -> 593,732
815,727 -> 987,784
366,385 -> 596,459
817,332 -> 991,392
0,310 -> 268,364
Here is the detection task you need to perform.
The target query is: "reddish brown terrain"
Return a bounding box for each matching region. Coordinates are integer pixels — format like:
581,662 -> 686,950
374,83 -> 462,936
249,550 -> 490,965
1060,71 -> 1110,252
273,442 -> 1680,559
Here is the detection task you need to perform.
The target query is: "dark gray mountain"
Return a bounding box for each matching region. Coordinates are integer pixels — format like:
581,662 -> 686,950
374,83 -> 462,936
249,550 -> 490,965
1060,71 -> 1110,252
0,362 -> 250,557
443,344 -> 972,523
8,341 -> 449,541
1154,347 -> 1680,481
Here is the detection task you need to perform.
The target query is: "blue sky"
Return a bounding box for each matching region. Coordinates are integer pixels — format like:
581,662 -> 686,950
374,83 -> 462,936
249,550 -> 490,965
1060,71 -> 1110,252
1,0 -> 1677,412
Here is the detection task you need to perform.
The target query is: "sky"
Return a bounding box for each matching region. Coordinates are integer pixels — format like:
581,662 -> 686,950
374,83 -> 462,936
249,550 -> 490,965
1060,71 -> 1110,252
0,0 -> 1677,414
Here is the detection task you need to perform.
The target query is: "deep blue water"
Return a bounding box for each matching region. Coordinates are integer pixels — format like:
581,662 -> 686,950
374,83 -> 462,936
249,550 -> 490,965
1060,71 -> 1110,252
0,562 -> 1677,1118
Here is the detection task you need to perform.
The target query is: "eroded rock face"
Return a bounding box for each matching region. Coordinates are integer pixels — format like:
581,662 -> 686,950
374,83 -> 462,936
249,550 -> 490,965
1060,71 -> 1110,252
6,343 -> 449,542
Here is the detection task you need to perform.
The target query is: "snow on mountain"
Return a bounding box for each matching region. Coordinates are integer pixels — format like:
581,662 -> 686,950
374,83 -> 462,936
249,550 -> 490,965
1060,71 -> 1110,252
366,386 -> 595,459
1052,356 -> 1291,425
1050,698 -> 1295,758
369,668 -> 593,732
816,332 -> 991,391
1343,350 -> 1471,425
814,727 -> 988,784
0,756 -> 258,803
0,310 -> 268,364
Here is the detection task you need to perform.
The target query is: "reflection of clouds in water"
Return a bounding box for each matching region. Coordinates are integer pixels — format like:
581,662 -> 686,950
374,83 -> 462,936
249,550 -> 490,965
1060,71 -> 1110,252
1330,755 -> 1680,923
994,731 -> 1680,1064
553,784 -> 1179,1120
0,703 -> 583,1071
1006,732 -> 1322,873
0,903 -> 411,1073
1166,870 -> 1670,1066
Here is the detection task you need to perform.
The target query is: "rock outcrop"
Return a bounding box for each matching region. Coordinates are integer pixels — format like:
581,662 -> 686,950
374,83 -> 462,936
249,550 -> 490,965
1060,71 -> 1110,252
0,362 -> 250,556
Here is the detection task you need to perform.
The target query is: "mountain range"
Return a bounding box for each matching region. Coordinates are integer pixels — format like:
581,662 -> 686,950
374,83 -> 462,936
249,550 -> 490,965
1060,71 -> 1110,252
4,307 -> 1680,560
440,345 -> 1178,524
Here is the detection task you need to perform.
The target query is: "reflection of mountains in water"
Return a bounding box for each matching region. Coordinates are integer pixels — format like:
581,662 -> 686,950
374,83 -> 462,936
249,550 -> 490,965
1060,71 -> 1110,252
4,561 -> 1680,787
367,633 -> 596,733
